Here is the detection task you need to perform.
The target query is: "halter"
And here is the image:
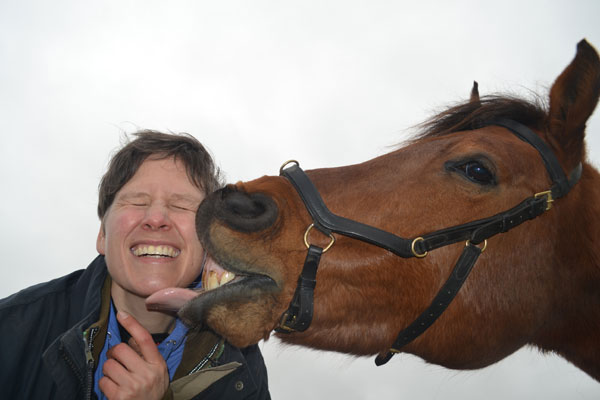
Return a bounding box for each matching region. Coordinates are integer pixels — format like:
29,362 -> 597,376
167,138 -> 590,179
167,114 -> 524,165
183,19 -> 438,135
274,118 -> 582,366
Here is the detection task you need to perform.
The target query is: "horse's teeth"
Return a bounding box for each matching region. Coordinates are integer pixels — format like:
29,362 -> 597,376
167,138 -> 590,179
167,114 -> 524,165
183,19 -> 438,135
220,271 -> 235,285
205,271 -> 219,291
203,270 -> 236,291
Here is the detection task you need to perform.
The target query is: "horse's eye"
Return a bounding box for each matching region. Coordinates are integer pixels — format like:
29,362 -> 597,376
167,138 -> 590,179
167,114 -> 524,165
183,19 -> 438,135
454,161 -> 496,185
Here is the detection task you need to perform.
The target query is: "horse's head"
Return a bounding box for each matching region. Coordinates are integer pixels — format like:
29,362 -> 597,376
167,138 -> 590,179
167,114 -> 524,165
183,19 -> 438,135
147,40 -> 600,377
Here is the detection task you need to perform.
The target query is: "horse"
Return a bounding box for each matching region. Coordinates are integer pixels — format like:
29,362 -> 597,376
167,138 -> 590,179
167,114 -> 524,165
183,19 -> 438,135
147,40 -> 600,381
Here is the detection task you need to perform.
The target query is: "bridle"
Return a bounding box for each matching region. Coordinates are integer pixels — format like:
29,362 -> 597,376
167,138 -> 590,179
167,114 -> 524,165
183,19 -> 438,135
274,118 -> 582,366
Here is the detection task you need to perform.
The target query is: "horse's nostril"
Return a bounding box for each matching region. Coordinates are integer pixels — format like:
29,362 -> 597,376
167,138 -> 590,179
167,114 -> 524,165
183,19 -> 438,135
217,190 -> 278,233
226,192 -> 267,219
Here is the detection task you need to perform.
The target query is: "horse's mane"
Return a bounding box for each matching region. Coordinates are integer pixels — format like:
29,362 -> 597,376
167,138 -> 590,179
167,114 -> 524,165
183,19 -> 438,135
414,94 -> 548,140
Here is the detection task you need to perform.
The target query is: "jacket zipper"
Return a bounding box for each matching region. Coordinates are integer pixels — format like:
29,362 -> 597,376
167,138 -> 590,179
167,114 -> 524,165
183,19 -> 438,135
60,343 -> 85,388
83,327 -> 99,400
188,341 -> 220,375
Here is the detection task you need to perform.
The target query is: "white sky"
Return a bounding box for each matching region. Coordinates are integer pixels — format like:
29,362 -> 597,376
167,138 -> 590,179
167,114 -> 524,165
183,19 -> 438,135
1,1 -> 599,398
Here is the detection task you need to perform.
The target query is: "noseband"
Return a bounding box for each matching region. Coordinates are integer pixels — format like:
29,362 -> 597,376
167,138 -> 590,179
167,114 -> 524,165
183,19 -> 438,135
275,118 -> 582,366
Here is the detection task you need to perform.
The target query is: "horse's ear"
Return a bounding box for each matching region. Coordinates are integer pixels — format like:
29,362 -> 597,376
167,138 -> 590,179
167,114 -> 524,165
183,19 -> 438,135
470,81 -> 480,103
547,39 -> 600,170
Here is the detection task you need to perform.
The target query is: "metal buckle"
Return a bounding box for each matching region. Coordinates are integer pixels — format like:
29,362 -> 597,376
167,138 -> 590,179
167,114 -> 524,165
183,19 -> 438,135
277,312 -> 297,332
534,190 -> 554,211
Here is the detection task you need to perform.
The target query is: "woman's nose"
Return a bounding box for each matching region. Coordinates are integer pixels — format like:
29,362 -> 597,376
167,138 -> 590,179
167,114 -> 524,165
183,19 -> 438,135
142,203 -> 171,230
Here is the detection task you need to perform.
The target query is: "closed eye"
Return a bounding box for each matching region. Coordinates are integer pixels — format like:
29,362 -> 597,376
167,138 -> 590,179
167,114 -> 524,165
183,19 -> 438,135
447,160 -> 497,186
170,194 -> 201,212
172,205 -> 196,212
170,201 -> 199,212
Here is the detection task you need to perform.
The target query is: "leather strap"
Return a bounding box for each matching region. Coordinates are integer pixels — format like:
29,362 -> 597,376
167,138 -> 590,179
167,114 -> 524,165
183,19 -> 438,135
486,118 -> 581,199
416,195 -> 549,254
281,164 -> 415,257
282,163 -> 559,257
276,245 -> 323,333
375,242 -> 482,365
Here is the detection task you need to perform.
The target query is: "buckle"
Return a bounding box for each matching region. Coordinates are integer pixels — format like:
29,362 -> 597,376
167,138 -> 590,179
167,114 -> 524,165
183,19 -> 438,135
276,311 -> 297,333
534,190 -> 554,211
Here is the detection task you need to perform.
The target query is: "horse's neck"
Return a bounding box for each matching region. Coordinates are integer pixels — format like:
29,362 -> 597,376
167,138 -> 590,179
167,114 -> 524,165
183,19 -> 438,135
540,162 -> 600,380
569,163 -> 600,281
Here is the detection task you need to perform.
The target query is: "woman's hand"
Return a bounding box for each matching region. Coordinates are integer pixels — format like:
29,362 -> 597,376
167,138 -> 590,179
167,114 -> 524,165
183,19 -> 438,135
99,312 -> 170,400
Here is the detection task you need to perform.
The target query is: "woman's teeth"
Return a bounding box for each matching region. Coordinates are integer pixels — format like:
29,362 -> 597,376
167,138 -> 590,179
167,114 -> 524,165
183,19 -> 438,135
132,245 -> 180,258
204,270 -> 236,291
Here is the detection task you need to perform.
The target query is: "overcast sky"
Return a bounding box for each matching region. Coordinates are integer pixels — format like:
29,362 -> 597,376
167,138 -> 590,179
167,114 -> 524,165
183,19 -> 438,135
1,1 -> 599,398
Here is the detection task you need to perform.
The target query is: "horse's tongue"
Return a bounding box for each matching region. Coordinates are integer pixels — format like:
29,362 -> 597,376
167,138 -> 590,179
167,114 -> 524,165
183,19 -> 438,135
146,287 -> 199,312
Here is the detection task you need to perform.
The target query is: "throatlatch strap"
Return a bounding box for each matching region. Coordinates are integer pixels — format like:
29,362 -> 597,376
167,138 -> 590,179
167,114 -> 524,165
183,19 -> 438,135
276,245 -> 322,333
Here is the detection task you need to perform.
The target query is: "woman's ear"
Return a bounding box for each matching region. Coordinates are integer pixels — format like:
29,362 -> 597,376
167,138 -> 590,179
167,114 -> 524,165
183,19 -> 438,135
96,223 -> 106,255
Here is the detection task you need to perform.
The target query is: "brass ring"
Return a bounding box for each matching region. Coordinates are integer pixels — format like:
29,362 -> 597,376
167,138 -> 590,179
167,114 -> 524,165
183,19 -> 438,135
465,239 -> 488,253
411,237 -> 428,258
303,223 -> 335,253
280,159 -> 299,175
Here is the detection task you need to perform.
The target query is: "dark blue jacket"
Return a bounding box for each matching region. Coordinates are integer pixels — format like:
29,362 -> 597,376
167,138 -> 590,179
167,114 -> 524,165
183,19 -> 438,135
0,256 -> 270,399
